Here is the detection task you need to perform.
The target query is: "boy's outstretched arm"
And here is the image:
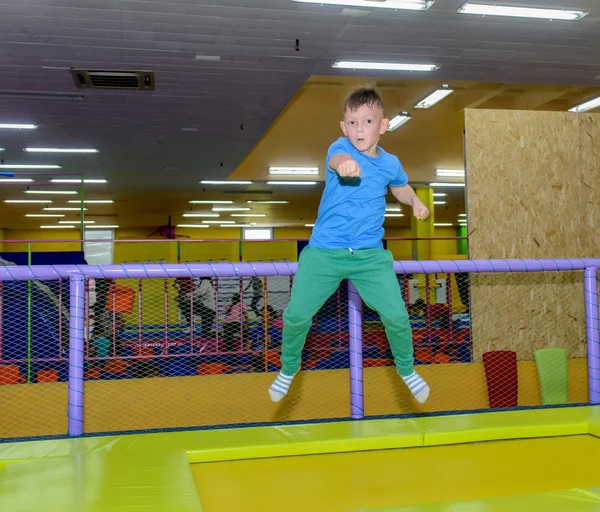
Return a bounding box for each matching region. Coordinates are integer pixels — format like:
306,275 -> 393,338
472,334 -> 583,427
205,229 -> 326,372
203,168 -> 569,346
330,153 -> 361,178
390,184 -> 430,221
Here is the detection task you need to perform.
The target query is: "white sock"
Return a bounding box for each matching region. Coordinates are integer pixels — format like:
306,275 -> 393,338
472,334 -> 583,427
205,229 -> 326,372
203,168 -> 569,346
269,372 -> 295,402
402,371 -> 430,404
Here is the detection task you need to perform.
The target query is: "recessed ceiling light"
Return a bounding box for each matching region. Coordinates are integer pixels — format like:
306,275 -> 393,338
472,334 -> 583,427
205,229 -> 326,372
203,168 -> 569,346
183,213 -> 220,217
268,167 -> 319,175
433,201 -> 447,205
200,180 -> 252,185
568,94 -> 600,113
247,200 -> 290,204
219,224 -> 252,228
333,61 -> 439,72
231,214 -> 267,217
430,182 -> 465,187
458,214 -> 467,217
388,112 -> 412,131
0,178 -> 34,183
25,190 -> 78,195
59,220 -> 95,224
414,85 -> 454,109
177,224 -> 209,228
0,148 -> 4,151
40,225 -> 75,229
195,54 -> 221,61
305,223 -> 315,227
5,199 -> 53,204
212,207 -> 251,212
86,225 -> 119,229
436,169 -> 465,177
385,206 -> 402,211
0,124 -> 37,129
202,220 -> 235,224
384,213 -> 405,217
456,2 -> 588,20
51,179 -> 107,184
434,223 -> 453,227
67,200 -> 113,204
43,207 -> 87,211
0,164 -> 61,169
267,181 -> 318,186
25,213 -> 65,217
189,200 -> 234,204
292,0 -> 433,11
433,193 -> 448,197
25,148 -> 98,153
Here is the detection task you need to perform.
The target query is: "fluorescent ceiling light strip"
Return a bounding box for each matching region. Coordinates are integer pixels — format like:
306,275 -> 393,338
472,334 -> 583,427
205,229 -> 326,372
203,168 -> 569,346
219,224 -> 252,227
203,220 -> 235,224
231,214 -> 267,217
430,182 -> 465,187
436,169 -> 465,176
459,214 -> 467,217
67,200 -> 113,204
433,201 -> 447,204
0,178 -> 34,183
0,124 -> 37,129
41,225 -> 75,229
189,200 -> 234,204
5,199 -> 52,203
26,190 -> 78,195
388,112 -> 412,131
267,181 -> 317,186
385,206 -> 402,211
212,207 -> 251,211
333,61 -> 439,72
86,225 -> 119,228
59,220 -> 95,224
268,167 -> 319,175
25,148 -> 98,153
200,180 -> 252,185
44,207 -> 87,211
292,0 -> 433,11
25,214 -> 65,217
0,164 -> 60,169
183,213 -> 220,217
0,148 -> 4,151
384,214 -> 404,217
456,2 -> 588,20
433,193 -> 447,197
434,223 -> 453,227
177,224 -> 209,228
414,85 -> 454,109
247,200 -> 290,204
305,223 -> 315,227
51,179 -> 108,183
568,95 -> 600,113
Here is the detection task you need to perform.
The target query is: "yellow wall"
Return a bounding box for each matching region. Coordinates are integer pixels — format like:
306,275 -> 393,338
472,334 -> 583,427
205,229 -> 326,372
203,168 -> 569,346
0,228 -> 4,251
2,229 -> 81,252
0,359 -> 587,438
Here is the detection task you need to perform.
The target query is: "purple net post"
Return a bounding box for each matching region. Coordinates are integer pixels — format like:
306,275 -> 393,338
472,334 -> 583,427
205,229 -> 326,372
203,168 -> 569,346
348,280 -> 364,419
584,267 -> 600,404
68,273 -> 85,436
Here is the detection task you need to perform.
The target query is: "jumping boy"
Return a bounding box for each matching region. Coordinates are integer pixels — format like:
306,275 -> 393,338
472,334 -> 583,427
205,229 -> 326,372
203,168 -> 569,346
269,86 -> 431,404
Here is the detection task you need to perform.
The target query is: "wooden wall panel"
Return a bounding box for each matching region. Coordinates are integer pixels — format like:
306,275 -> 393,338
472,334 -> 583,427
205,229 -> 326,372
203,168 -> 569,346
464,109 -> 599,361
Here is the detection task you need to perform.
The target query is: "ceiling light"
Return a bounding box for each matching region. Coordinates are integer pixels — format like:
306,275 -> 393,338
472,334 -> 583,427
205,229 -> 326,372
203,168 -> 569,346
414,85 -> 454,109
43,207 -> 87,211
189,200 -> 234,204
333,61 -> 439,72
433,201 -> 447,205
385,206 -> 402,211
0,164 -> 60,169
433,193 -> 447,197
459,214 -> 467,217
25,214 -> 65,218
231,214 -> 267,217
183,213 -> 220,217
5,199 -> 53,204
41,225 -> 76,229
177,224 -> 209,228
0,178 -> 34,183
25,190 -> 78,195
219,224 -> 252,228
436,169 -> 465,177
86,225 -> 119,229
67,200 -> 113,204
0,148 -> 4,151
202,220 -> 235,224
384,213 -> 405,217
388,112 -> 412,131
292,0 -> 433,10
268,167 -> 319,175
195,54 -> 221,61
0,124 -> 37,129
247,200 -> 290,204
51,179 -> 108,184
456,2 -> 588,20
430,182 -> 465,187
267,181 -> 318,186
200,180 -> 252,185
434,223 -> 453,227
305,223 -> 315,227
59,220 -> 95,224
25,148 -> 98,153
568,95 -> 600,113
212,207 -> 251,211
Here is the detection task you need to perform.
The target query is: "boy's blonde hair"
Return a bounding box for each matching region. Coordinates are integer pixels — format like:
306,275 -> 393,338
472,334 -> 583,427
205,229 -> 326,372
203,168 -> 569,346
343,86 -> 385,115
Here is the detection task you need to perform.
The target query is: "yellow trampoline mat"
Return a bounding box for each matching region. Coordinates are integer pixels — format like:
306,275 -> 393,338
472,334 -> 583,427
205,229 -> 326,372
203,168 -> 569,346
192,435 -> 600,512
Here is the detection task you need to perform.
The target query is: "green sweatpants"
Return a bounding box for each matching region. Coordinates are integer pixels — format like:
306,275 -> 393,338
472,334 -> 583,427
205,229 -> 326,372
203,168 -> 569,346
281,246 -> 414,377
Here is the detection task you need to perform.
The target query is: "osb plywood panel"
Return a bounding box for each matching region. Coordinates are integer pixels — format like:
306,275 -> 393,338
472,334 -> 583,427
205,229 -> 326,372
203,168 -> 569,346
464,109 -> 599,360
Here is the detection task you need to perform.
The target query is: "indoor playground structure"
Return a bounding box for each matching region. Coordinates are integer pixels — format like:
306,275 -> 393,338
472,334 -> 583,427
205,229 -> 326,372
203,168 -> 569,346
0,257 -> 599,511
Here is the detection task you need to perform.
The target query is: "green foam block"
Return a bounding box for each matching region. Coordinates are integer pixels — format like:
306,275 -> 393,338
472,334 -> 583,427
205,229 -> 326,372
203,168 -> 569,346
535,348 -> 569,405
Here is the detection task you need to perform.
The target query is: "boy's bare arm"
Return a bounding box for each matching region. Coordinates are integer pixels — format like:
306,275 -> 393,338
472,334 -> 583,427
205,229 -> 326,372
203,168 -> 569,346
330,153 -> 361,178
390,184 -> 430,221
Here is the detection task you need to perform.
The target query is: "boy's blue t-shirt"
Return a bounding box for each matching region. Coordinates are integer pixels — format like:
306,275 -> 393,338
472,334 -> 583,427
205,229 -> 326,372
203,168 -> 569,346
309,136 -> 408,250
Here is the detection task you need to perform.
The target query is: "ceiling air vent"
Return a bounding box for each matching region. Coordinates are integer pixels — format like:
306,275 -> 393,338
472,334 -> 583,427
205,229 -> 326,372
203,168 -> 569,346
70,69 -> 155,90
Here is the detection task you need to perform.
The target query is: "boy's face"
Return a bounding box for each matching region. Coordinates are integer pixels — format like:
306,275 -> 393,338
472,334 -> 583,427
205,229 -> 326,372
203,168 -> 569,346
340,103 -> 389,156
